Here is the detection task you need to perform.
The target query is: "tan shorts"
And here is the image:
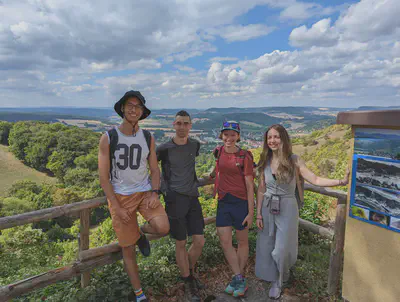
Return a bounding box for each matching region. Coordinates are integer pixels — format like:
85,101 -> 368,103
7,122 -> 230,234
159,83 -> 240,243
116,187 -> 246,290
108,191 -> 167,247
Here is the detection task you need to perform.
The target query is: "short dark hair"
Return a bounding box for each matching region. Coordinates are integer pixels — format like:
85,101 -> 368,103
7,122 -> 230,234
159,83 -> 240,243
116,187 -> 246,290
175,110 -> 191,121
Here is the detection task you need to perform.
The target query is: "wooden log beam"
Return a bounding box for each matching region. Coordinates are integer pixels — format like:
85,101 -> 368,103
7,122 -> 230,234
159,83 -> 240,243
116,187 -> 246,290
327,203 -> 347,295
80,216 -> 217,262
299,218 -> 334,240
79,209 -> 91,288
0,253 -> 121,301
0,197 -> 107,231
197,177 -> 215,187
0,179 -> 347,231
304,183 -> 347,204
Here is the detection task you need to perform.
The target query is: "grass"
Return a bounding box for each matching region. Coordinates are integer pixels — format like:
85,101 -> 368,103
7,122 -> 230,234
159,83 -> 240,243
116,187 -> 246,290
14,226 -> 340,302
0,145 -> 56,196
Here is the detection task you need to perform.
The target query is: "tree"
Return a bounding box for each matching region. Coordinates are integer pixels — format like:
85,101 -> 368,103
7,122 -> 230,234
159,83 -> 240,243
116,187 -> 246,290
0,121 -> 13,145
52,188 -> 81,206
0,197 -> 35,217
74,149 -> 98,171
63,168 -> 97,187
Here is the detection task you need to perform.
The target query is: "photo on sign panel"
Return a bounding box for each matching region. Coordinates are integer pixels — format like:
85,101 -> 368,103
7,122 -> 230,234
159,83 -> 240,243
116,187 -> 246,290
354,128 -> 400,160
368,210 -> 390,226
354,184 -> 400,217
390,217 -> 400,230
351,205 -> 370,220
355,158 -> 400,192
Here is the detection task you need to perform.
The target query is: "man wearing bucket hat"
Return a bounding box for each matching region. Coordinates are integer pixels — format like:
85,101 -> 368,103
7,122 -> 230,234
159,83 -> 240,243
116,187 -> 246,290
98,91 -> 169,302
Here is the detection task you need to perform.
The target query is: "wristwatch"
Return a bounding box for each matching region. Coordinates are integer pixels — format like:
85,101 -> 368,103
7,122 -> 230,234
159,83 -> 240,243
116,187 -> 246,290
152,189 -> 162,195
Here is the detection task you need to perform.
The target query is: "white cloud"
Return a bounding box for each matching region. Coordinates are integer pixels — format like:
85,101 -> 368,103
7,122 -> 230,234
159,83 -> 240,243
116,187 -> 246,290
289,18 -> 339,48
337,0 -> 400,42
173,65 -> 196,72
279,2 -> 344,21
280,2 -> 321,20
211,24 -> 275,42
0,0 -> 400,108
209,57 -> 239,62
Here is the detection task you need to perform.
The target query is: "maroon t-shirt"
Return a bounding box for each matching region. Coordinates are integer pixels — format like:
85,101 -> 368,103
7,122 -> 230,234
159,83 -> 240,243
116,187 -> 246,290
217,148 -> 254,200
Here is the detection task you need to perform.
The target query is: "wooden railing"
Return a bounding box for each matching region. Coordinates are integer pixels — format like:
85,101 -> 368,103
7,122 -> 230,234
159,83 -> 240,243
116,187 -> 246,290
0,180 -> 347,301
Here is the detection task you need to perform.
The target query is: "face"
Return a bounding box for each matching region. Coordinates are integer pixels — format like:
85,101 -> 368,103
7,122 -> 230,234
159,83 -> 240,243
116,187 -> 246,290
122,97 -> 143,123
222,130 -> 240,147
267,128 -> 281,151
173,115 -> 192,138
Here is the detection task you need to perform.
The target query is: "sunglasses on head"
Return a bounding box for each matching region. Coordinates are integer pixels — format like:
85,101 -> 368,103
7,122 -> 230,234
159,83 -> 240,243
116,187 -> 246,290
223,121 -> 240,130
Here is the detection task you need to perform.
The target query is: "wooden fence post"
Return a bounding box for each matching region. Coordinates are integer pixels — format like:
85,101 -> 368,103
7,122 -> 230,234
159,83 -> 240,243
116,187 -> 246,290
79,209 -> 91,288
327,202 -> 347,295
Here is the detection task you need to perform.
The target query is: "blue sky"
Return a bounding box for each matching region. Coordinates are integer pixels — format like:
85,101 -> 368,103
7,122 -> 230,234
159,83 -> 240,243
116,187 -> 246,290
0,0 -> 399,109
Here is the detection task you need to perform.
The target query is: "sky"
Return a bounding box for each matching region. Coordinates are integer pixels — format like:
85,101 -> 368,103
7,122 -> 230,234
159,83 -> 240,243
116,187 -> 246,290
0,0 -> 399,109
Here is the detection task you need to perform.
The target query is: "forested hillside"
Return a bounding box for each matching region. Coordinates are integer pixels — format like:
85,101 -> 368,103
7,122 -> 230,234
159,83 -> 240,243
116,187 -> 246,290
0,121 -> 351,301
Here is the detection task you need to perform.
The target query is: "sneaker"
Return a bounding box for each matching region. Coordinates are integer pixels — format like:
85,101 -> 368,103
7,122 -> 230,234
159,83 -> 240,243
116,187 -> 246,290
224,276 -> 237,295
184,279 -> 201,302
131,296 -> 148,302
268,281 -> 281,299
233,278 -> 248,297
136,233 -> 151,257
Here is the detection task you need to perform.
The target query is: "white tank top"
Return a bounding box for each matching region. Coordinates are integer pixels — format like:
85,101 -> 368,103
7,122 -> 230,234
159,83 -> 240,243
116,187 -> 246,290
107,127 -> 152,195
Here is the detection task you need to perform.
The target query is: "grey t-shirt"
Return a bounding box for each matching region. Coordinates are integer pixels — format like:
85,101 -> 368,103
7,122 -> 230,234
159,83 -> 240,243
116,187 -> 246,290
156,138 -> 200,196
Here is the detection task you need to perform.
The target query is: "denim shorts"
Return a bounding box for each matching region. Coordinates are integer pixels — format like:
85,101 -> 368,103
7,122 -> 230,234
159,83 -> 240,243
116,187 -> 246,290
216,193 -> 249,230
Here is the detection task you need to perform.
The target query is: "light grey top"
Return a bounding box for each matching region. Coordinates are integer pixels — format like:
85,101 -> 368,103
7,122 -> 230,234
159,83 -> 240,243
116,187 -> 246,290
107,127 -> 152,195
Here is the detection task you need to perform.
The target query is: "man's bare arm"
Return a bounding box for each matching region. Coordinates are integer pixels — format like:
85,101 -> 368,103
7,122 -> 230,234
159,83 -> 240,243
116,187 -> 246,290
98,134 -> 120,209
148,136 -> 160,190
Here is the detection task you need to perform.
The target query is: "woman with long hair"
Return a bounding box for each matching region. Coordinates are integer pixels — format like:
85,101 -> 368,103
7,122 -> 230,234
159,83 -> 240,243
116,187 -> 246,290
210,121 -> 254,298
255,124 -> 349,299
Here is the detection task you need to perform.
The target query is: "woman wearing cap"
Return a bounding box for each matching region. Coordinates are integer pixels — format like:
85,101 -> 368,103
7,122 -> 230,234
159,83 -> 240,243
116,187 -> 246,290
255,124 -> 349,299
209,121 -> 254,298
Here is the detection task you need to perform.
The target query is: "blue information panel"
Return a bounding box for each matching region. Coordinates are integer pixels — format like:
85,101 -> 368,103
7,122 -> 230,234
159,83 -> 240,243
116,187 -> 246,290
349,128 -> 400,233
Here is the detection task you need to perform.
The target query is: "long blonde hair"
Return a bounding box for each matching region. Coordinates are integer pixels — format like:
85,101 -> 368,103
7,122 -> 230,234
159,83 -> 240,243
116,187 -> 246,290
257,124 -> 294,183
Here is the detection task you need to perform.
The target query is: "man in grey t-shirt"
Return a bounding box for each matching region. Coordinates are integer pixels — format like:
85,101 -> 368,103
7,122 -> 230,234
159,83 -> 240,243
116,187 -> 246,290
156,111 -> 205,302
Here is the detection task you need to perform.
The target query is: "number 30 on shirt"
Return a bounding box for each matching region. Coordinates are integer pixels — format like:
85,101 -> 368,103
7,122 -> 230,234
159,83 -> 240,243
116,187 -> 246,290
115,143 -> 142,170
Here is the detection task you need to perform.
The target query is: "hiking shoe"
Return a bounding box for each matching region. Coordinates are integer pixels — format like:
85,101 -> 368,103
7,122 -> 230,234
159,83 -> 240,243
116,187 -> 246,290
193,275 -> 205,290
233,278 -> 248,297
268,281 -> 281,299
184,279 -> 201,302
136,233 -> 151,257
224,276 -> 237,295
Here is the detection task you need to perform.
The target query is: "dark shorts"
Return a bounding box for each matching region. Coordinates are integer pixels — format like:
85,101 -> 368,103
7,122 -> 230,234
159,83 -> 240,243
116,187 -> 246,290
216,193 -> 249,231
164,191 -> 205,241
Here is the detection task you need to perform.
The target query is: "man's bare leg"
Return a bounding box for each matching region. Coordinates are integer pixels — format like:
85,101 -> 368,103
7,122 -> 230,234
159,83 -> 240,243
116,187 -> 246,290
176,239 -> 190,277
141,215 -> 169,236
122,245 -> 141,289
188,235 -> 205,272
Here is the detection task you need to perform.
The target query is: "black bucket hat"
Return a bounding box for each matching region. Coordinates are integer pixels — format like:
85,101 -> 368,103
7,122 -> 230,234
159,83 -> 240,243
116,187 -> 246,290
114,90 -> 151,120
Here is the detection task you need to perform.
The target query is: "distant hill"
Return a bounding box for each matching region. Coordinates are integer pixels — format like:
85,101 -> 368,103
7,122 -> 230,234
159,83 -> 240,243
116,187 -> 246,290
1,105 -> 397,135
0,145 -> 56,195
0,112 -> 110,123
